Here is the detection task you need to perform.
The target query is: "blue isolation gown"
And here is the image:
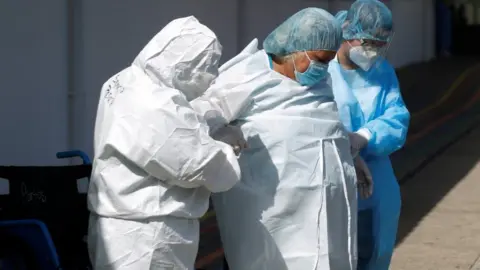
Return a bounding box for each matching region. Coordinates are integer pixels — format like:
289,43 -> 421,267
329,57 -> 410,270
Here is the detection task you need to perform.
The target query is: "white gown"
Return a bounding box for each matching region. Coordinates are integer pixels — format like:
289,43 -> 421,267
191,40 -> 358,270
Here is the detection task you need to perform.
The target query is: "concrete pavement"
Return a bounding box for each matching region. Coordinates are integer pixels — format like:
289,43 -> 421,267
391,56 -> 480,183
391,125 -> 480,270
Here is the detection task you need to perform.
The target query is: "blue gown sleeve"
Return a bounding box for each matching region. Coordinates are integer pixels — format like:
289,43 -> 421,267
362,71 -> 410,156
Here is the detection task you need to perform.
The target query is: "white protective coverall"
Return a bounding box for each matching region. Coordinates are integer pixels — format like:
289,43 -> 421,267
87,16 -> 241,270
191,39 -> 358,270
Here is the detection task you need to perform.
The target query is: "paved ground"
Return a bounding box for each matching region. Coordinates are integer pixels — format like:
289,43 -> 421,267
391,125 -> 480,270
391,56 -> 480,269
392,56 -> 480,181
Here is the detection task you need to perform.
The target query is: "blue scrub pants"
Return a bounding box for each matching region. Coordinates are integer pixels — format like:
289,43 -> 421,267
357,202 -> 401,270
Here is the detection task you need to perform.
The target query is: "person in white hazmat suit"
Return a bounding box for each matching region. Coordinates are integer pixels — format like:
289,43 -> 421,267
87,16 -> 245,269
191,8 -> 373,270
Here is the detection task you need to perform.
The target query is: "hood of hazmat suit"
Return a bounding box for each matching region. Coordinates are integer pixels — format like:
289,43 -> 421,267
190,39 -> 358,270
87,16 -> 241,269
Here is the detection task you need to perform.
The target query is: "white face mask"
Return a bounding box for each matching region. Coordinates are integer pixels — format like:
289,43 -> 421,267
348,46 -> 379,71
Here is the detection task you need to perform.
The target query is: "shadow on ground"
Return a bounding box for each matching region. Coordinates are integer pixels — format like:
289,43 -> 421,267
391,56 -> 480,245
395,114 -> 480,246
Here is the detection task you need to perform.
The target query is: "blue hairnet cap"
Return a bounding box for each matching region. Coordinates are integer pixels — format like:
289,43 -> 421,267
335,10 -> 348,25
343,0 -> 393,42
263,8 -> 342,56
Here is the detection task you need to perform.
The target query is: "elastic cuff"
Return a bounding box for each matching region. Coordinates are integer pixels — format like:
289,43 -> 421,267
356,128 -> 372,141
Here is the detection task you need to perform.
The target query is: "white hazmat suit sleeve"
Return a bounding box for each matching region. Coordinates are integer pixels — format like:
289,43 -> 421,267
107,89 -> 241,193
189,87 -> 253,133
190,38 -> 261,133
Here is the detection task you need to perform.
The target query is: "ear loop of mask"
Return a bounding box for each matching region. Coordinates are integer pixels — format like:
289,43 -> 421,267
291,53 -> 299,72
291,52 -> 303,73
292,51 -> 318,73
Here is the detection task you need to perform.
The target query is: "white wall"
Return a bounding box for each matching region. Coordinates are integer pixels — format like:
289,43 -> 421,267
0,0 -> 69,165
329,0 -> 358,13
238,0 -> 329,47
0,0 -> 435,165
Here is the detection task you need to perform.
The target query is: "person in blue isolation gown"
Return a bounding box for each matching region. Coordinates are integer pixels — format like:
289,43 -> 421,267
329,1 -> 410,269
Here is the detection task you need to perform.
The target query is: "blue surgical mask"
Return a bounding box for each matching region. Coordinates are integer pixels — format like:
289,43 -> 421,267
293,52 -> 329,86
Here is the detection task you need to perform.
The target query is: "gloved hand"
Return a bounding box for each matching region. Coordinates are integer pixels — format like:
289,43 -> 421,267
354,155 -> 373,199
349,132 -> 369,157
212,124 -> 248,155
